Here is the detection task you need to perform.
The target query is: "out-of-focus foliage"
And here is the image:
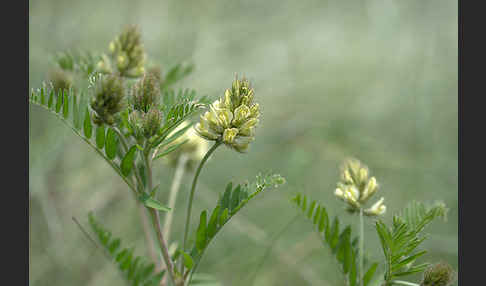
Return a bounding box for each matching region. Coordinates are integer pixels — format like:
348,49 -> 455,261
29,0 -> 457,285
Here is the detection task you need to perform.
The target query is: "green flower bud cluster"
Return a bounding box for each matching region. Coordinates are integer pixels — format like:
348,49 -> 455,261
334,158 -> 386,216
97,25 -> 146,78
421,262 -> 456,286
163,121 -> 209,169
195,77 -> 260,152
128,74 -> 163,140
90,75 -> 125,125
128,107 -> 163,140
131,73 -> 160,113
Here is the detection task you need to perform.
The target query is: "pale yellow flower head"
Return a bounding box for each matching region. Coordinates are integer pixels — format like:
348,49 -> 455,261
195,76 -> 260,152
334,158 -> 385,216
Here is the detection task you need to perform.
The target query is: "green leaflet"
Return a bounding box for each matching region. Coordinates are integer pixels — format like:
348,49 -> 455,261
105,128 -> 118,160
178,251 -> 194,270
63,90 -> 69,118
95,125 -> 105,149
363,263 -> 378,286
121,145 -> 137,177
40,88 -> 45,105
47,90 -> 54,109
55,90 -> 63,113
139,193 -> 171,212
207,206 -> 220,238
72,93 -> 80,130
83,108 -> 93,139
196,211 -> 208,253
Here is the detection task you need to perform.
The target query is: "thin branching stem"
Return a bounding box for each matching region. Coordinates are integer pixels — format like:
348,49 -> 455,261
180,140 -> 222,274
144,152 -> 177,286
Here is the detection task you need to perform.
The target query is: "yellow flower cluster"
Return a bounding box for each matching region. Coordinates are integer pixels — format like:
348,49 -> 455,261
334,158 -> 386,216
195,77 -> 260,152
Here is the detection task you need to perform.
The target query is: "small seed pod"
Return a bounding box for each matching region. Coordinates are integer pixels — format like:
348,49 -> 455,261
90,75 -> 125,126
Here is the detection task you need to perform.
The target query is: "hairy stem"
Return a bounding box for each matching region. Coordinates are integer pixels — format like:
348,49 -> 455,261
138,203 -> 160,269
145,153 -> 177,286
163,154 -> 189,243
180,140 -> 222,274
359,208 -> 364,286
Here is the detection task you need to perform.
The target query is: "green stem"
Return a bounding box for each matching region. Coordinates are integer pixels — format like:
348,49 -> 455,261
180,140 -> 222,274
359,208 -> 364,286
391,281 -> 419,286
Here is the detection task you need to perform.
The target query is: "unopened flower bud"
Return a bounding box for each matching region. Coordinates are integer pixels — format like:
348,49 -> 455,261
131,73 -> 160,112
360,177 -> 378,202
90,75 -> 125,126
421,262 -> 456,286
143,107 -> 162,138
364,197 -> 386,216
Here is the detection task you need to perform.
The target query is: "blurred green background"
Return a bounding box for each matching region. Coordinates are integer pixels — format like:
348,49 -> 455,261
29,0 -> 457,285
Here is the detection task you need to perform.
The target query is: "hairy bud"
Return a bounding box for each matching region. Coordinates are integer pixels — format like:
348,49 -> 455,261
143,107 -> 162,138
131,73 -> 160,112
90,75 -> 125,125
421,262 -> 456,286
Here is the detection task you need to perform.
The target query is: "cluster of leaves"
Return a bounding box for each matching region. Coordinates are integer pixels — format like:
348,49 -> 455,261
291,193 -> 379,286
375,201 -> 447,285
28,80 -> 204,213
183,173 -> 286,281
88,212 -> 166,286
29,85 -> 141,190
